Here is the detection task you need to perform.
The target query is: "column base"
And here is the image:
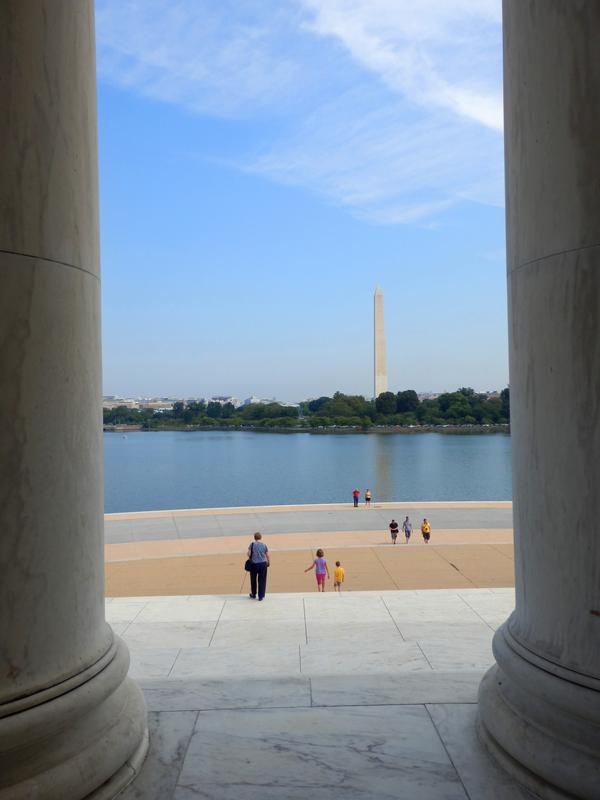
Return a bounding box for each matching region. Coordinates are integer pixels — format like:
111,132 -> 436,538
85,728 -> 149,800
0,635 -> 148,800
478,622 -> 600,800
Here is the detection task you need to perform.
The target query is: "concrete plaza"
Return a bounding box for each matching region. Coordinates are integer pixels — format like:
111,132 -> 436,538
104,501 -> 513,544
104,502 -> 514,597
103,504 -> 524,797
111,587 -> 531,799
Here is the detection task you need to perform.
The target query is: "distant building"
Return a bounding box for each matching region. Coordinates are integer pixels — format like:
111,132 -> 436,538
208,395 -> 241,408
103,396 -> 180,411
242,396 -> 298,408
242,396 -> 275,406
138,400 -> 175,411
102,397 -> 139,410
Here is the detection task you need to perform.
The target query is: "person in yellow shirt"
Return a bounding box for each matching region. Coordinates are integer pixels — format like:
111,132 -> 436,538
421,518 -> 431,543
334,561 -> 345,592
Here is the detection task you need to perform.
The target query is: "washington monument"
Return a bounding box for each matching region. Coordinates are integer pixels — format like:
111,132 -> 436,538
374,286 -> 388,398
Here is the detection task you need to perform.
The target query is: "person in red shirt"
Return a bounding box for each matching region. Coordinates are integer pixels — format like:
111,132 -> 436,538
352,488 -> 360,508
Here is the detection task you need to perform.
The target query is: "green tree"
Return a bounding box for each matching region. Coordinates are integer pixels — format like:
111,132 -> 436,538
240,403 -> 297,421
397,412 -> 418,425
307,396 -> 331,413
103,405 -> 143,425
319,393 -> 355,418
375,391 -> 397,415
221,402 -> 236,419
206,401 -> 222,419
396,390 -> 420,413
183,400 -> 206,423
500,387 -> 510,421
275,416 -> 297,428
304,392 -> 374,422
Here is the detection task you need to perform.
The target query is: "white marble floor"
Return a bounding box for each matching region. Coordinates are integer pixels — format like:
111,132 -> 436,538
111,589 -> 536,799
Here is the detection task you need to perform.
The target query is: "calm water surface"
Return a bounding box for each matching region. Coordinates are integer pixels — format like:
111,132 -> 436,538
104,431 -> 512,513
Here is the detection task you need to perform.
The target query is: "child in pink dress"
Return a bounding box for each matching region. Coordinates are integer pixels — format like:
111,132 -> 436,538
304,548 -> 330,592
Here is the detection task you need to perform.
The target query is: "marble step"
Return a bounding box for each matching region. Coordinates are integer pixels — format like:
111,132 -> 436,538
139,670 -> 484,712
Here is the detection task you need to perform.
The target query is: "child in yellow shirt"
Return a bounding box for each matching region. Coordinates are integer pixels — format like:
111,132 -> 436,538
421,518 -> 431,543
334,561 -> 345,592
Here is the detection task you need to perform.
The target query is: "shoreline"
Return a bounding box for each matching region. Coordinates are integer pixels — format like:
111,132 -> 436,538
105,499 -> 512,519
104,423 -> 510,435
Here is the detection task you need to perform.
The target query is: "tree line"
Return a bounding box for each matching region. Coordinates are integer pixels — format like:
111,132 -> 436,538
103,387 -> 509,430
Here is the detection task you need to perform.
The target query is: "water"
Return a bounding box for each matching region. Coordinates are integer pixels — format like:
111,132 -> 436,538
104,431 -> 512,513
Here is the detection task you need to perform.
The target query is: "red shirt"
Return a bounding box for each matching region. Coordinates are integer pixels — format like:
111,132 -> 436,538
352,490 -> 360,497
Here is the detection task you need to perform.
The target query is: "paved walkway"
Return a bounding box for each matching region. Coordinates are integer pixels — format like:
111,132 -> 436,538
105,501 -> 512,543
110,588 -> 530,799
105,503 -> 514,597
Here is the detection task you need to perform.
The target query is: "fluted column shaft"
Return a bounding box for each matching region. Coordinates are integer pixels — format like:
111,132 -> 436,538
478,3 -> 600,798
0,3 -> 147,797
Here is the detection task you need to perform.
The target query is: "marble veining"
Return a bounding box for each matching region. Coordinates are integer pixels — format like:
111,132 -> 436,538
115,589 -> 521,798
175,706 -> 469,800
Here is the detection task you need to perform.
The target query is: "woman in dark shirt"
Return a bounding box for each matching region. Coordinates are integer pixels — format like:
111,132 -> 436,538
247,531 -> 270,601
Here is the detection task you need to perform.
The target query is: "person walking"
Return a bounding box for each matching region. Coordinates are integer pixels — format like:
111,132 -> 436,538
352,488 -> 360,508
333,561 -> 345,592
421,518 -> 431,543
389,519 -> 399,544
402,516 -> 412,544
365,489 -> 372,507
247,532 -> 270,601
305,548 -> 330,591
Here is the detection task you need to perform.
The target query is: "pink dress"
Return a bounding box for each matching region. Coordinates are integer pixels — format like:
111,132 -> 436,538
315,557 -> 327,585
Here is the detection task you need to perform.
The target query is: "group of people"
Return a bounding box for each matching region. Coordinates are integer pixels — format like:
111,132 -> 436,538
388,516 -> 431,544
304,549 -> 345,592
246,534 -> 346,600
350,490 -> 433,545
352,488 -> 372,507
247,513 -> 433,600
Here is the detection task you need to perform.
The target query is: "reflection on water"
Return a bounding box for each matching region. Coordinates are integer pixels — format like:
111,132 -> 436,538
374,437 -> 394,502
104,430 -> 512,513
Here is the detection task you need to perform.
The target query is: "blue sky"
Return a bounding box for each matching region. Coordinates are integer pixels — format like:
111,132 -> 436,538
96,0 -> 507,401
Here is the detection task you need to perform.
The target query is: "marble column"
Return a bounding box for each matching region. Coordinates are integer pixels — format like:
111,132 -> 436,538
0,3 -> 148,798
478,2 -> 600,798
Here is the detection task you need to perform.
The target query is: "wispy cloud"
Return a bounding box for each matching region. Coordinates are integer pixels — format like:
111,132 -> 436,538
300,0 -> 502,130
95,0 -> 306,117
245,85 -> 504,224
96,0 -> 504,224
